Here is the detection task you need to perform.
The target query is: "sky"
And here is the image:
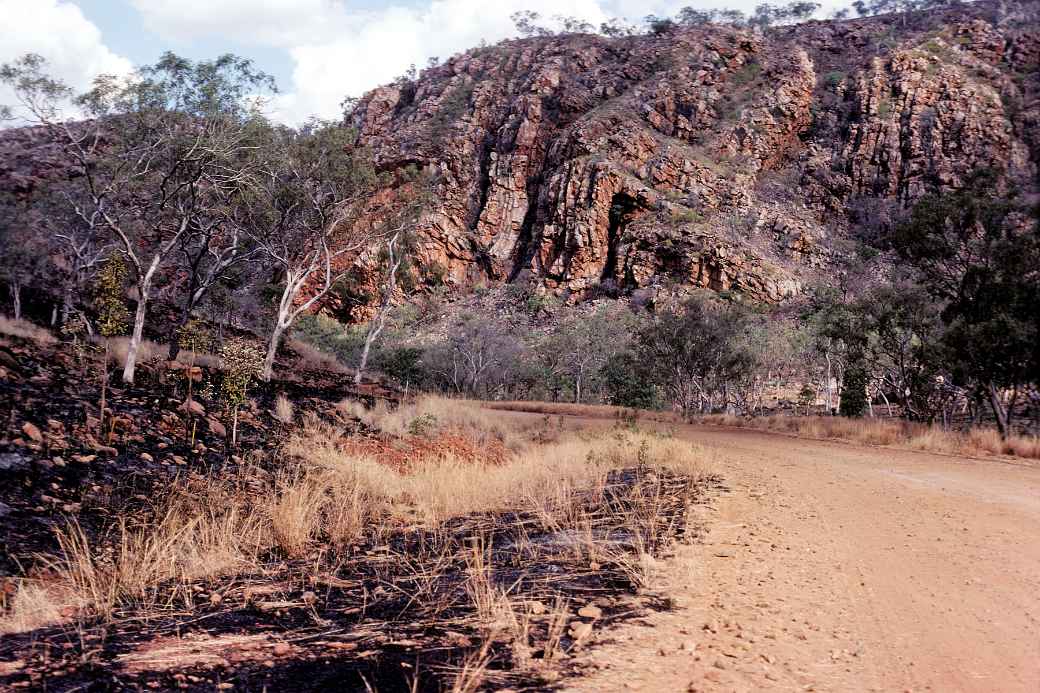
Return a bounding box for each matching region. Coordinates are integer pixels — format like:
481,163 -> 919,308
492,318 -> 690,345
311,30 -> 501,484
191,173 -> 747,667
1,0 -> 853,125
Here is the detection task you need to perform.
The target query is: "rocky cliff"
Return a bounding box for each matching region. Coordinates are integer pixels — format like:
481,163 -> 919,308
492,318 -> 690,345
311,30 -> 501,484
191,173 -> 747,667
352,0 -> 1039,304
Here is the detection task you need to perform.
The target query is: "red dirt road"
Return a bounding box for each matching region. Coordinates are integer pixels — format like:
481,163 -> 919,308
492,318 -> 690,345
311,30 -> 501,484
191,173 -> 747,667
566,423 -> 1040,692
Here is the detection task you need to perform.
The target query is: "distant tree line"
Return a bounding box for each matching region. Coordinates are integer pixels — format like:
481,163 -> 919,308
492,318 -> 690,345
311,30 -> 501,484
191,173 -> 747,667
510,0 -> 977,38
511,3 -> 824,39
813,171 -> 1040,438
292,168 -> 1038,438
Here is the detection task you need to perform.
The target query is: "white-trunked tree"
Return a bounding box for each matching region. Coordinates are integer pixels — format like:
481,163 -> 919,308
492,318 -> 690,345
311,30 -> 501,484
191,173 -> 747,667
0,52 -> 273,383
235,120 -> 423,382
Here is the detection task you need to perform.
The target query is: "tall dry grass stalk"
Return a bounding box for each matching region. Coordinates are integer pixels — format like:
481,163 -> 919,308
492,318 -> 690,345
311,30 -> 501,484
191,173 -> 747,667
273,394 -> 295,424
23,467 -> 270,625
0,580 -> 75,635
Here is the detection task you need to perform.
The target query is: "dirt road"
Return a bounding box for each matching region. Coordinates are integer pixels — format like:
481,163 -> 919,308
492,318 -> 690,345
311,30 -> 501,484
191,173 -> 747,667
566,423 -> 1040,692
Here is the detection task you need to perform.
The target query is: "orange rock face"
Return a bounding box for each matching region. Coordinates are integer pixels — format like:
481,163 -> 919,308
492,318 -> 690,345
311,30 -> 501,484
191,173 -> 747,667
351,1 -> 1038,305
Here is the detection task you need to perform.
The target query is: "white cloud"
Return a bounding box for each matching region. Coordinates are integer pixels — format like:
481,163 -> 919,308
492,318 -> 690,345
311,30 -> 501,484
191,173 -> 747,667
263,0 -> 615,124
132,0 -> 618,122
0,0 -> 132,121
129,0 -> 853,124
129,0 -> 353,46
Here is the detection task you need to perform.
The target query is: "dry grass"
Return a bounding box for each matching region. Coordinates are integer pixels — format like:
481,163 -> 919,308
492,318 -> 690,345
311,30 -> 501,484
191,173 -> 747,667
288,338 -> 350,374
283,420 -> 710,526
0,316 -> 57,345
696,414 -> 1040,461
338,396 -> 548,453
0,580 -> 76,635
6,402 -> 712,631
273,394 -> 295,424
486,400 -> 1040,461
100,336 -> 221,369
0,322 -> 221,369
480,400 -> 684,425
24,464 -> 272,624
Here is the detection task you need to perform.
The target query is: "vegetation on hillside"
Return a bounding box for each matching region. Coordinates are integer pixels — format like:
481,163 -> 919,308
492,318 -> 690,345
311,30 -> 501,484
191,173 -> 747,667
0,2 -> 1037,445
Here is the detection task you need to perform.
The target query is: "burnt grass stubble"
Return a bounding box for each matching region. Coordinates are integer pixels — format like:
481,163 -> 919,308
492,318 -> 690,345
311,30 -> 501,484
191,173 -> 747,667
0,334 -> 722,691
0,334 -> 384,572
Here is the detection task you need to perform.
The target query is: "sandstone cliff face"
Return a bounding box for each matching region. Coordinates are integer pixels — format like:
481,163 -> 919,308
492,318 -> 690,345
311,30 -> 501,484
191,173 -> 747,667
353,1 -> 1039,304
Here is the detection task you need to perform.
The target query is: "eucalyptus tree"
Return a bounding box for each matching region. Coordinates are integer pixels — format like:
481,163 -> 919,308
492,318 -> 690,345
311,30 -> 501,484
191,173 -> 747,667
638,292 -> 764,416
232,120 -> 408,381
541,304 -> 638,403
889,171 -> 1040,437
0,192 -> 43,320
1,52 -> 274,382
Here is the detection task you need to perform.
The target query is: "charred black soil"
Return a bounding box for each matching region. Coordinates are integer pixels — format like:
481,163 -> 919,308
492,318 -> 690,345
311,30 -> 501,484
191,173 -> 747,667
1,332 -> 720,692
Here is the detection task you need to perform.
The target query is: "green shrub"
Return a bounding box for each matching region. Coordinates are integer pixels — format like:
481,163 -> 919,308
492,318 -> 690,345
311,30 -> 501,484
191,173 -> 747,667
293,314 -> 366,364
600,352 -> 660,410
731,61 -> 762,86
839,361 -> 869,418
407,413 -> 439,437
823,71 -> 845,89
94,256 -> 130,339
419,260 -> 448,287
219,338 -> 264,446
375,346 -> 425,386
670,208 -> 703,225
797,384 -> 816,413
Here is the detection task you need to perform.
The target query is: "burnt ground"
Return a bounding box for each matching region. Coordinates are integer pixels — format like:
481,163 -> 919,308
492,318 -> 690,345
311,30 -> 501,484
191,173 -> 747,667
0,331 -> 383,575
0,331 -> 721,691
0,470 -> 719,692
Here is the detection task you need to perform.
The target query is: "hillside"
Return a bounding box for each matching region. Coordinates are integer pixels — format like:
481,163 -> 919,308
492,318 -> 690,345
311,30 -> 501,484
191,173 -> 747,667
2,2 -> 1037,313
350,0 -> 1039,303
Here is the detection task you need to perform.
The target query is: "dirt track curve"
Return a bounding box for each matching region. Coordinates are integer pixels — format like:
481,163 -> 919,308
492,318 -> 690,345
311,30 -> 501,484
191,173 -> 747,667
563,422 -> 1040,692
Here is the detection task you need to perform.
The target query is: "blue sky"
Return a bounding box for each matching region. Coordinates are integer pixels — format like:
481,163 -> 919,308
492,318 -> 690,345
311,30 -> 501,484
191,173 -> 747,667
70,0 -> 303,91
2,0 -> 853,124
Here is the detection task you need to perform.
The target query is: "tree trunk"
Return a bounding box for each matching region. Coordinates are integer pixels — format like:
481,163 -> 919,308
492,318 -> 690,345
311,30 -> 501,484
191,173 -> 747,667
60,288 -> 73,327
122,295 -> 148,384
262,320 -> 286,382
122,258 -> 160,385
988,382 -> 1010,439
356,233 -> 403,386
824,353 -> 833,414
168,305 -> 191,361
12,281 -> 21,321
99,339 -> 109,436
354,327 -> 377,386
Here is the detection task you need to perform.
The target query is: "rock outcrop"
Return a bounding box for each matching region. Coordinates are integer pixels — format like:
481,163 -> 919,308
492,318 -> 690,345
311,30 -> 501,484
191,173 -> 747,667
1,2 -> 1036,312
352,0 -> 1039,304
